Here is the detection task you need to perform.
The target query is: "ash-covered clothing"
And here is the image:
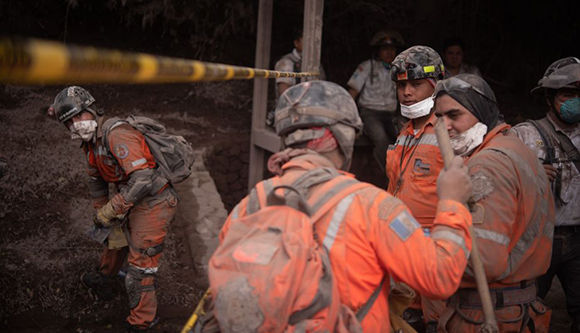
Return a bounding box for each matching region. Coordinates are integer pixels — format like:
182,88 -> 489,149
445,63 -> 482,77
347,59 -> 398,112
82,119 -> 177,330
220,152 -> 472,332
438,123 -> 554,332
512,115 -> 580,332
511,115 -> 580,226
274,48 -> 326,88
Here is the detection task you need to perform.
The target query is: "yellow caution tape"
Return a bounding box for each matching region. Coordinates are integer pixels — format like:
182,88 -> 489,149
0,38 -> 320,85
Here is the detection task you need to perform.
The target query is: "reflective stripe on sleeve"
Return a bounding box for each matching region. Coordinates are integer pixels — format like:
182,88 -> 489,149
322,193 -> 356,250
473,228 -> 510,246
432,229 -> 469,259
131,158 -> 147,168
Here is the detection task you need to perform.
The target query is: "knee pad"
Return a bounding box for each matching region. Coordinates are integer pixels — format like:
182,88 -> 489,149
125,265 -> 157,309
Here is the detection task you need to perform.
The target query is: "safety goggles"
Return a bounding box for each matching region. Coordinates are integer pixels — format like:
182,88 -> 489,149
434,76 -> 496,103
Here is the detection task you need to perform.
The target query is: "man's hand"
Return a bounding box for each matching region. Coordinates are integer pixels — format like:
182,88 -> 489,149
93,201 -> 119,228
543,164 -> 557,182
437,156 -> 473,204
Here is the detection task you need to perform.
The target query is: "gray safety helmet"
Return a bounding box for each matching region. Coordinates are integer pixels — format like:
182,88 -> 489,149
531,57 -> 580,94
370,30 -> 405,49
391,45 -> 445,81
274,80 -> 363,169
51,86 -> 99,124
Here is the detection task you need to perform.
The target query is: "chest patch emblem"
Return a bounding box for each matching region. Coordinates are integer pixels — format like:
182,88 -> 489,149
413,158 -> 431,174
114,143 -> 130,159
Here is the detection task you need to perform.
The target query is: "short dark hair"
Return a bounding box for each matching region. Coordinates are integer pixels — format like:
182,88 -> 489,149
443,37 -> 465,52
292,28 -> 303,42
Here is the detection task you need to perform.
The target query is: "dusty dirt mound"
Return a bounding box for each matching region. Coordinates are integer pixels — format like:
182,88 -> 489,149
0,82 -> 251,332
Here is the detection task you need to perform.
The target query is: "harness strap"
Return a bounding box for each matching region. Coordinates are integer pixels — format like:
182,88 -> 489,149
356,278 -> 385,321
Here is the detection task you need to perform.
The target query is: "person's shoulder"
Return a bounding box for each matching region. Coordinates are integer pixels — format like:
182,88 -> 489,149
510,120 -> 544,146
352,182 -> 402,209
275,55 -> 294,70
107,121 -> 141,141
360,59 -> 374,68
470,132 -> 539,173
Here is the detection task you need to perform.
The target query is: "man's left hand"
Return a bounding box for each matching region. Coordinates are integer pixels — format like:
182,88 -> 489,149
93,201 -> 121,228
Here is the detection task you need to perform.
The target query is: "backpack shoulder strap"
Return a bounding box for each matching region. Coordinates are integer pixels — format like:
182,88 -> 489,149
101,116 -> 125,152
532,118 -> 580,171
356,278 -> 385,321
528,119 -> 556,163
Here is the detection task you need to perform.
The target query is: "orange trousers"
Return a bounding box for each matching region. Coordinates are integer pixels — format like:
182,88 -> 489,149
99,189 -> 177,329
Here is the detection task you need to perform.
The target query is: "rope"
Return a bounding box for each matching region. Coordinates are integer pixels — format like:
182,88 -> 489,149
0,37 -> 320,85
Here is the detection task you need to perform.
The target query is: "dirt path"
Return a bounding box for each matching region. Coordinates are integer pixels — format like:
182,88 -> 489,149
0,84 -> 248,332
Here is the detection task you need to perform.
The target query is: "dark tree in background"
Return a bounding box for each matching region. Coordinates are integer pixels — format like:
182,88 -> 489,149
1,0 -> 578,120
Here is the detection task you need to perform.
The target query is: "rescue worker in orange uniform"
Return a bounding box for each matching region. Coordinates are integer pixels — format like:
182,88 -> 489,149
387,45 -> 445,227
432,74 -> 555,332
50,86 -> 178,332
219,80 -> 474,332
386,45 -> 447,330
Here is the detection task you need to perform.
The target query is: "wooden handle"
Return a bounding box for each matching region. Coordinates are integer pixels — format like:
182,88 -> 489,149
434,118 -> 499,333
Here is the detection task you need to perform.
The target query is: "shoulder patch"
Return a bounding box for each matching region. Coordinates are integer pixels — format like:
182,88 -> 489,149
535,140 -> 544,147
471,172 -> 494,202
113,143 -> 130,159
389,210 -> 420,242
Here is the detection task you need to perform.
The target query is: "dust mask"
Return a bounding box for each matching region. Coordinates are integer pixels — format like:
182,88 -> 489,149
449,122 -> 487,156
70,120 -> 98,142
560,97 -> 580,124
400,97 -> 434,119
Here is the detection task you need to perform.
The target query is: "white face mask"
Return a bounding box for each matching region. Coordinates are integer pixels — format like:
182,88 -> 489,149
400,97 -> 434,119
70,120 -> 98,142
449,122 -> 487,156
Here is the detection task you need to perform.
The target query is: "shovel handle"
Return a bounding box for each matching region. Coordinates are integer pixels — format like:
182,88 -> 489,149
434,118 -> 499,333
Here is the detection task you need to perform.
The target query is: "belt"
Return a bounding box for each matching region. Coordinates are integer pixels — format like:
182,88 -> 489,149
453,281 -> 536,309
554,225 -> 580,234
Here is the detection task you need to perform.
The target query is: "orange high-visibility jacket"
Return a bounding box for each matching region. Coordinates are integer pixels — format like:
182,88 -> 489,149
386,113 -> 444,228
461,124 -> 555,288
219,152 -> 472,332
84,123 -> 156,184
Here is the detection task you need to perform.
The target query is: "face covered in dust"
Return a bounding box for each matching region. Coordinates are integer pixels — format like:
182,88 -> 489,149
433,74 -> 502,156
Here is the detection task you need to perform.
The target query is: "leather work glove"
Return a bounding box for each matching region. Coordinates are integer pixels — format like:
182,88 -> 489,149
389,283 -> 418,333
93,200 -> 125,228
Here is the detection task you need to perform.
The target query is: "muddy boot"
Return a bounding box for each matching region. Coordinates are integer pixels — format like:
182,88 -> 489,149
80,271 -> 114,301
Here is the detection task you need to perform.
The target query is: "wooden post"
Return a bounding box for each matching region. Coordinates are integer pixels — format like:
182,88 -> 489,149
301,0 -> 324,82
248,0 -> 275,190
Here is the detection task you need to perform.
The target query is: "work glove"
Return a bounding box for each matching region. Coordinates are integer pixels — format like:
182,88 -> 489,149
93,200 -> 125,228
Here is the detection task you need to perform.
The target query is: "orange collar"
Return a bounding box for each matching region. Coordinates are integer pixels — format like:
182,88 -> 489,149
282,153 -> 354,178
401,113 -> 437,138
467,123 -> 512,158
